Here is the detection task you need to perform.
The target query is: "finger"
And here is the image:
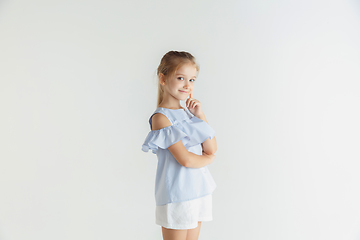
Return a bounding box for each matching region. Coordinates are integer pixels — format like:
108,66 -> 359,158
186,97 -> 191,108
187,99 -> 193,109
189,100 -> 195,109
187,97 -> 195,108
194,100 -> 201,109
191,101 -> 197,109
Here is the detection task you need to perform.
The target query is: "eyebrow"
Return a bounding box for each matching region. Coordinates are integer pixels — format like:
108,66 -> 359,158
176,73 -> 197,78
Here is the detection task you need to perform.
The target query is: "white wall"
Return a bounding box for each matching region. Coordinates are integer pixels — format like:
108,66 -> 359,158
1,0 -> 360,239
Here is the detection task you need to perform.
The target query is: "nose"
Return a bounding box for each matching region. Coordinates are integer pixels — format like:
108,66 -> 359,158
183,80 -> 189,88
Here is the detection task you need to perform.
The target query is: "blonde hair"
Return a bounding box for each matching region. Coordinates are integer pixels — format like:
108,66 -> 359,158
156,51 -> 199,107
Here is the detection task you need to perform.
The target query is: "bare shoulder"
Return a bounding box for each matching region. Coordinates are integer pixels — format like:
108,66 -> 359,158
151,113 -> 171,130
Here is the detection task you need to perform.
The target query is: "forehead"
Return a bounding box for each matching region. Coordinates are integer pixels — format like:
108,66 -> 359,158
175,63 -> 197,76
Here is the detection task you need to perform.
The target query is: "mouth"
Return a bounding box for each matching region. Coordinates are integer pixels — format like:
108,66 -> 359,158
179,90 -> 188,94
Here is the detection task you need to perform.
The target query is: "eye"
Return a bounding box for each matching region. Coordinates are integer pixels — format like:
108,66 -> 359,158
190,79 -> 195,82
177,77 -> 184,81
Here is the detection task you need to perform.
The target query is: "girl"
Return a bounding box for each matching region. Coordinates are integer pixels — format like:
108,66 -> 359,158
142,51 -> 217,240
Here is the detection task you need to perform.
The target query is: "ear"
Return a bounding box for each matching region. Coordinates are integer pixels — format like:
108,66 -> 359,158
159,73 -> 165,85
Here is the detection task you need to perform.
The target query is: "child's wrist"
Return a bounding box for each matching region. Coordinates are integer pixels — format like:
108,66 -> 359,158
196,113 -> 206,121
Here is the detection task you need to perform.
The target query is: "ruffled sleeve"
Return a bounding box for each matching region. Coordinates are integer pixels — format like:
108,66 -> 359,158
178,116 -> 216,148
142,125 -> 188,154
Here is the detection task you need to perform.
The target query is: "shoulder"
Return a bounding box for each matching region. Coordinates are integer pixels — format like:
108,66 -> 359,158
151,113 -> 172,130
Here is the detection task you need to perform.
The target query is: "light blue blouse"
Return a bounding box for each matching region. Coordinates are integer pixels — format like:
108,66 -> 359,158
142,107 -> 217,206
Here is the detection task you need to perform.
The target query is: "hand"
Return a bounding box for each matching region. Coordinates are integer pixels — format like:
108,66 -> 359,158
186,93 -> 204,118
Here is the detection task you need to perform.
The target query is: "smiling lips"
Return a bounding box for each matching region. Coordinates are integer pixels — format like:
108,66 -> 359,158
179,90 -> 188,93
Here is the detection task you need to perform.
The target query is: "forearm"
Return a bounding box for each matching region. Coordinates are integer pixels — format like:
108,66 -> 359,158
184,151 -> 214,168
168,141 -> 214,168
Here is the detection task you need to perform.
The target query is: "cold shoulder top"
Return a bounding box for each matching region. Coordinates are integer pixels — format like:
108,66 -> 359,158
142,107 -> 217,206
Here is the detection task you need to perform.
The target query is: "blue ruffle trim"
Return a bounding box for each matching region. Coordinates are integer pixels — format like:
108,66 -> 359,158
142,117 -> 215,154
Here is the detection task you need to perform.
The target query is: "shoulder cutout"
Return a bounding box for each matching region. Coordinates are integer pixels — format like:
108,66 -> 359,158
151,113 -> 172,130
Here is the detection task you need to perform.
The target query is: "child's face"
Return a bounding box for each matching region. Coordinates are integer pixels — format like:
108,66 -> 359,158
164,63 -> 197,101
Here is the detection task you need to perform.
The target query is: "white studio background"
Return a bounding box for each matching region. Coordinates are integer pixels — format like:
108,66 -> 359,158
1,0 -> 360,239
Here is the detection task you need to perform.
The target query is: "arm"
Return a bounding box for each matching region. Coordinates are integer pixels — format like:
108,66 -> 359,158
168,141 -> 215,168
151,113 -> 216,168
185,94 -> 217,155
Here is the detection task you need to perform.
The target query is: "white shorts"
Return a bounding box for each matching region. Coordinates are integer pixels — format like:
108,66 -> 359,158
155,194 -> 213,230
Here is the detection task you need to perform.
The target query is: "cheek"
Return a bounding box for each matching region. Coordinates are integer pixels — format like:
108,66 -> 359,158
173,82 -> 182,88
167,82 -> 179,91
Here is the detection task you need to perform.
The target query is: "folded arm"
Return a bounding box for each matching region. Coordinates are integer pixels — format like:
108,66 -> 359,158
151,113 -> 215,168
